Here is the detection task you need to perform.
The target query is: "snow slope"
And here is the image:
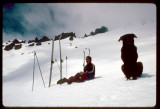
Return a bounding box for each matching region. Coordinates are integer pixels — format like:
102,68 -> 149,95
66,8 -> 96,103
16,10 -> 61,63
3,22 -> 156,107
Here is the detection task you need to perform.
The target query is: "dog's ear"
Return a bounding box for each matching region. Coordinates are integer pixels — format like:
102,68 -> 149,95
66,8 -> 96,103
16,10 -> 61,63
118,36 -> 123,42
118,34 -> 137,42
118,35 -> 126,42
131,34 -> 137,39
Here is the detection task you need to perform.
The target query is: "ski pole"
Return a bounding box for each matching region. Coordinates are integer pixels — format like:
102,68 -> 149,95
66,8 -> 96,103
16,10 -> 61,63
35,51 -> 46,88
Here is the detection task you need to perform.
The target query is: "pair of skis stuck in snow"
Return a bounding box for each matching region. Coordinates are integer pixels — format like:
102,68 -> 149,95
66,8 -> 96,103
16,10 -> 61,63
32,35 -> 65,90
32,35 -> 91,90
49,35 -> 66,87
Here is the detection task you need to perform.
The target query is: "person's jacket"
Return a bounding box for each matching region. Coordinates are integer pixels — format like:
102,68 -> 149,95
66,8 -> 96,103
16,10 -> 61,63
84,63 -> 95,78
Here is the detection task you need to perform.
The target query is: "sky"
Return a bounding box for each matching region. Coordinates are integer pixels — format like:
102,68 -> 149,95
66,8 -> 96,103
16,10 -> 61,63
3,3 -> 156,41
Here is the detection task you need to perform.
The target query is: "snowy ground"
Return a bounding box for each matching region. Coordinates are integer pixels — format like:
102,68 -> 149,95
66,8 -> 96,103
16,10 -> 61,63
3,22 -> 156,107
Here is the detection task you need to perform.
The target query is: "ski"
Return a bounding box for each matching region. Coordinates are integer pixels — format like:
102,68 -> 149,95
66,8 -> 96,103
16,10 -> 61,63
66,56 -> 68,78
59,35 -> 63,80
49,37 -> 55,87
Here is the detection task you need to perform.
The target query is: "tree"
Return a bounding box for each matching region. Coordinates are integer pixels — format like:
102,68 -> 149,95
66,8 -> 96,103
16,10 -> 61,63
95,28 -> 100,34
101,26 -> 108,32
84,34 -> 87,37
90,31 -> 95,36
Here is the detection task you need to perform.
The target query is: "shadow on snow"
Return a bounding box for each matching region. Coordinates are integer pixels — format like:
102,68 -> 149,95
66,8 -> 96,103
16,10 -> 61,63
139,73 -> 155,79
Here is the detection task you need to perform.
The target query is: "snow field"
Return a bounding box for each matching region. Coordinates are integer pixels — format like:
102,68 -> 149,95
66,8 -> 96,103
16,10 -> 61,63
3,22 -> 156,107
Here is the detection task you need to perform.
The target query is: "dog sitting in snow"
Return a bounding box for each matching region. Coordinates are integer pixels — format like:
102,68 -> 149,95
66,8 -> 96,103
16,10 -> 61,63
118,33 -> 143,80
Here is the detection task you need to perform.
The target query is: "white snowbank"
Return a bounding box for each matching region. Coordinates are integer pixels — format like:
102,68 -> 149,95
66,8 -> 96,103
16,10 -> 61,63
3,22 -> 156,107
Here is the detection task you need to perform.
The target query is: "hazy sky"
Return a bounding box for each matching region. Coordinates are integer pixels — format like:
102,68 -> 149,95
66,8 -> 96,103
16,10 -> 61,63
3,3 -> 156,41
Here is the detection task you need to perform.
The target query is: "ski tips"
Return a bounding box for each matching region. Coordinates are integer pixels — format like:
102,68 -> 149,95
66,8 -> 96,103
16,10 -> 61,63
59,35 -> 63,40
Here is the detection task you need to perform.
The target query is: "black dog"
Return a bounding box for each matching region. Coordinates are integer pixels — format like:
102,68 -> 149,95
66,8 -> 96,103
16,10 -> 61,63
118,34 -> 143,80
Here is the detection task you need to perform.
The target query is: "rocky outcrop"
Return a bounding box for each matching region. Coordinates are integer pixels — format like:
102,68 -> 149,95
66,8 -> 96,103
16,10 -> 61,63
69,36 -> 74,41
55,32 -> 76,41
36,42 -> 41,46
28,40 -> 35,43
13,39 -> 26,44
35,37 -> 40,42
28,43 -> 34,47
40,36 -> 50,42
4,32 -> 76,51
14,44 -> 22,50
4,43 -> 15,51
13,39 -> 20,43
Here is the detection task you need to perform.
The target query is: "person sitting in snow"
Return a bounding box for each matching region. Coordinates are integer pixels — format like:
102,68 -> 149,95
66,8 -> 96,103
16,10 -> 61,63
57,56 -> 95,84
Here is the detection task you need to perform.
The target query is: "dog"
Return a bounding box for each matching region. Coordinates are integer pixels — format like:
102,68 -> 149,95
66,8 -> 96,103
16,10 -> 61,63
118,33 -> 143,80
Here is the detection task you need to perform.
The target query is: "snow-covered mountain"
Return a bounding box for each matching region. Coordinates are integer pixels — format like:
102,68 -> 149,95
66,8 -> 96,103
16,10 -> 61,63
3,22 -> 156,107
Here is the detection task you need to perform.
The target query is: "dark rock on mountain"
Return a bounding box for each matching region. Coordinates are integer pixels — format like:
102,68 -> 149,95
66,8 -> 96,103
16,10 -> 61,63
4,43 -> 15,51
69,36 -> 74,41
28,40 -> 35,43
36,42 -> 41,46
40,36 -> 50,42
13,39 -> 26,44
13,39 -> 20,44
55,32 -> 76,41
4,32 -> 77,51
15,44 -> 22,50
35,37 -> 40,42
29,43 -> 34,47
21,40 -> 26,43
28,36 -> 49,43
70,43 -> 72,46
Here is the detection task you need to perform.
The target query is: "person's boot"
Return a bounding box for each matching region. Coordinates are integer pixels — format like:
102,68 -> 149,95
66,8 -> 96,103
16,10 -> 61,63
67,76 -> 74,84
57,77 -> 68,84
